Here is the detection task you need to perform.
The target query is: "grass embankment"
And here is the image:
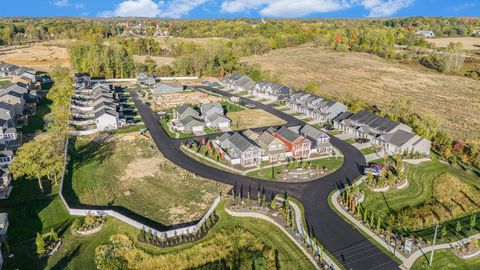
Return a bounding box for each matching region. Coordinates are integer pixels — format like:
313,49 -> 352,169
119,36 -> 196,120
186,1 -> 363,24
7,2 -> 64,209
65,135 -> 224,226
247,157 -> 344,181
411,249 -> 480,270
95,203 -> 315,269
360,160 -> 480,242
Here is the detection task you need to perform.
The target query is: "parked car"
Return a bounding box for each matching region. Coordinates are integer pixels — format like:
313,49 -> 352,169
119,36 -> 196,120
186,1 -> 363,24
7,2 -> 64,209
355,138 -> 370,143
324,124 -> 334,130
245,103 -> 256,108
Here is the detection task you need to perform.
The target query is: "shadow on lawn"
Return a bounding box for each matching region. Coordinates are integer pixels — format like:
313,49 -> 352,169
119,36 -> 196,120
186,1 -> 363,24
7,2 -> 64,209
62,137 -> 200,232
0,178 -> 61,270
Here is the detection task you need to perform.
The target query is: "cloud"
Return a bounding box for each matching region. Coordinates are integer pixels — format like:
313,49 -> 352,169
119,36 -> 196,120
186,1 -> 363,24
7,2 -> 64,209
361,0 -> 414,17
52,0 -> 71,7
75,3 -> 85,9
221,0 -> 414,17
100,0 -> 207,18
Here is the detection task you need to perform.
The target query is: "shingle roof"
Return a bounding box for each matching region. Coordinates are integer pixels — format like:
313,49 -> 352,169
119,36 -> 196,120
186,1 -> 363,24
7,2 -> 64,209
179,116 -> 204,128
257,131 -> 277,145
228,132 -> 258,152
242,129 -> 259,140
207,113 -> 230,124
382,130 -> 417,147
333,111 -> 354,123
276,127 -> 302,143
300,125 -> 328,140
176,104 -> 199,119
200,102 -> 223,115
95,109 -> 118,118
0,102 -> 14,111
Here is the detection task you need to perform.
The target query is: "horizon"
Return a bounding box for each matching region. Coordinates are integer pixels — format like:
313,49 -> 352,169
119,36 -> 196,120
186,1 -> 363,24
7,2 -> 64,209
0,0 -> 478,19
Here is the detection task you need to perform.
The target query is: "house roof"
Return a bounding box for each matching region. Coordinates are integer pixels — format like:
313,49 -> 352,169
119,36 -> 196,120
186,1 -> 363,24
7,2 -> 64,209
276,127 -> 302,143
176,104 -> 199,119
382,130 -> 417,147
179,116 -> 204,128
333,111 -> 354,123
206,113 -> 230,124
228,132 -> 259,152
257,131 -> 278,145
217,132 -> 231,143
0,102 -> 14,111
349,111 -> 402,133
95,109 -> 118,118
242,129 -> 259,140
151,82 -> 183,94
234,76 -> 255,89
200,102 -> 223,115
300,124 -> 328,140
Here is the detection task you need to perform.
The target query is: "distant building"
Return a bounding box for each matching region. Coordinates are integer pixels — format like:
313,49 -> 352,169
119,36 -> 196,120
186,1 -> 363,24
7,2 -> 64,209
136,72 -> 156,86
415,30 -> 434,38
151,82 -> 184,95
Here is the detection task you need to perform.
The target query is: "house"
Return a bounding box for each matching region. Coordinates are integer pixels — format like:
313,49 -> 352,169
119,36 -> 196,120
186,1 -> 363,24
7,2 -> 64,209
0,90 -> 26,117
136,72 -> 156,86
243,129 -> 260,141
299,125 -> 332,155
151,82 -> 184,95
0,169 -> 11,193
200,102 -> 224,119
222,132 -> 262,167
334,110 -> 431,155
273,127 -> 311,158
0,102 -> 16,126
95,109 -> 119,131
251,82 -> 291,101
0,145 -> 13,167
232,75 -> 255,92
257,131 -> 286,162
219,73 -> 242,89
74,73 -> 91,88
175,116 -> 205,133
287,92 -> 347,122
205,113 -> 230,130
174,104 -> 200,120
380,129 -> 431,155
416,30 -> 434,38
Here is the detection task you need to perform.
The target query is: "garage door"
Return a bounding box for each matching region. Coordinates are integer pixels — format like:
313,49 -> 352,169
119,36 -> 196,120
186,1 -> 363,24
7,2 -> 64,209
192,125 -> 204,132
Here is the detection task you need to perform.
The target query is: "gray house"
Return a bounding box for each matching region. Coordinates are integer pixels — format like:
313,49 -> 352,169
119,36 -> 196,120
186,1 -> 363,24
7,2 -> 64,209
257,131 -> 286,162
0,102 -> 16,127
287,92 -> 347,122
205,113 -> 230,130
177,116 -> 205,133
223,132 -> 262,167
380,129 -> 431,155
151,82 -> 184,95
200,102 -> 224,118
251,82 -> 291,101
299,125 -> 332,155
95,109 -> 119,131
232,75 -> 256,92
174,104 -> 200,120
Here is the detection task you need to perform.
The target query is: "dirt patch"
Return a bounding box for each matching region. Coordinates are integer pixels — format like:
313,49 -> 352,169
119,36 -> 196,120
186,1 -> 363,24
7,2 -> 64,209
428,37 -> 480,51
0,41 -> 71,72
120,157 -> 161,186
227,109 -> 286,130
242,46 -> 480,144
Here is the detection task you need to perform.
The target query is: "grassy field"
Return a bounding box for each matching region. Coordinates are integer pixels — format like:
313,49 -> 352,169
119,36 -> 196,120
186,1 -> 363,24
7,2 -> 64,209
65,134 -> 227,226
428,37 -> 480,51
360,147 -> 376,155
411,249 -> 480,270
360,159 -> 480,237
242,46 -> 480,144
247,157 -> 344,181
133,55 -> 175,66
227,108 -> 286,130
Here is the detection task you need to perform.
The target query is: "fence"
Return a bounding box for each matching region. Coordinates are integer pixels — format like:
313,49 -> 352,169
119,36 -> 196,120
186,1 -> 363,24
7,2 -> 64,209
58,138 -> 221,239
91,76 -> 199,83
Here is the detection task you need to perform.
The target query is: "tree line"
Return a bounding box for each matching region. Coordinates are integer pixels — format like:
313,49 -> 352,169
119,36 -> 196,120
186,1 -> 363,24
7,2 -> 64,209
10,66 -> 73,192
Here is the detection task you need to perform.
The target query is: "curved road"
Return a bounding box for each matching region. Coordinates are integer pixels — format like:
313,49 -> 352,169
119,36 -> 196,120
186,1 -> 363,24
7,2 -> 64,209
130,87 -> 399,270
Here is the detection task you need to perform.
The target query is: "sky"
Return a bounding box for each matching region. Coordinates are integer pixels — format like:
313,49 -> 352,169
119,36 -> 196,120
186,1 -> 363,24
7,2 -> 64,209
0,0 -> 478,18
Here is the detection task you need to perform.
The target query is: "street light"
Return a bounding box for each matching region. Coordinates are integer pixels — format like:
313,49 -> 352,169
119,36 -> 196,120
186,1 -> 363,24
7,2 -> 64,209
429,223 -> 439,266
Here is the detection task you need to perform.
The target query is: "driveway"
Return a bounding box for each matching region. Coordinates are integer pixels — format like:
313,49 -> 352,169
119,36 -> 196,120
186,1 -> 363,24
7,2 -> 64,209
129,87 -> 399,270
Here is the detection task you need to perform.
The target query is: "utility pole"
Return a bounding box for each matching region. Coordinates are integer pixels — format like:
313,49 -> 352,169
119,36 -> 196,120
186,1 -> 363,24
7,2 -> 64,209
429,223 -> 439,266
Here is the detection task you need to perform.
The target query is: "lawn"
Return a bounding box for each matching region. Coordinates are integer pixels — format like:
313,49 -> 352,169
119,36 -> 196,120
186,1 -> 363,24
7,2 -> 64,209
227,108 -> 286,130
345,138 -> 356,144
64,135 -> 227,226
0,80 -> 10,86
360,147 -> 376,155
360,159 -> 480,240
411,249 -> 480,270
247,157 -> 344,181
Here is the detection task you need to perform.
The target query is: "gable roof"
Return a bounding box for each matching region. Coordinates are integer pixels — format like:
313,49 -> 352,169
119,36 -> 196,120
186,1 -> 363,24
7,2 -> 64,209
95,109 -> 118,118
242,129 -> 259,140
200,102 -> 223,115
257,131 -> 278,145
179,116 -> 204,128
176,104 -> 199,119
206,113 -> 230,124
228,132 -> 259,152
276,127 -> 302,143
333,111 -> 354,123
382,129 -> 417,147
300,125 -> 328,140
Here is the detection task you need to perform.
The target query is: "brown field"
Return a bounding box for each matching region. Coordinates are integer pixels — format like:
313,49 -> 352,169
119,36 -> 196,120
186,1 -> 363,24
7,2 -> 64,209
227,109 -> 286,130
154,37 -> 230,48
0,41 -> 71,72
242,46 -> 480,144
133,55 -> 175,66
428,37 -> 480,50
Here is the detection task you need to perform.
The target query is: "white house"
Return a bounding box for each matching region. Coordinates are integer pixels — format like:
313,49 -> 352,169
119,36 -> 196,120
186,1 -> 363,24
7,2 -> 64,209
95,109 -> 119,131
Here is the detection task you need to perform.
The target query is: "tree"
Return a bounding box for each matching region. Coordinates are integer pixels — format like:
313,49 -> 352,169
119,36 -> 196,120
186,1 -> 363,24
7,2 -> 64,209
441,225 -> 447,239
456,221 -> 463,233
271,199 -> 277,209
376,216 -> 382,231
370,212 -> 375,227
35,233 -> 45,255
470,214 -> 477,231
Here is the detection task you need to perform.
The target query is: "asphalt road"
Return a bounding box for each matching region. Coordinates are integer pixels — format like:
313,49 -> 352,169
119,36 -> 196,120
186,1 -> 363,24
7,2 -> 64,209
129,87 -> 399,270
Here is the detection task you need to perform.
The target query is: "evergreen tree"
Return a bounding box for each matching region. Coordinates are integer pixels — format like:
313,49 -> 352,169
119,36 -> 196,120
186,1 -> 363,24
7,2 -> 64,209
470,214 -> 477,231
456,221 -> 462,233
441,225 -> 447,239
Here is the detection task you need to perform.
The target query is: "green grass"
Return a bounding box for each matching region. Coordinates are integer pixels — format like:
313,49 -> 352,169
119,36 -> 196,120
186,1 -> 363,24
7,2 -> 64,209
0,80 -> 10,86
65,136 -> 223,226
0,179 -> 74,269
327,189 -> 403,265
109,124 -> 145,135
360,147 -> 376,155
220,100 -> 244,113
20,98 -> 52,134
360,159 -> 480,241
247,157 -> 344,181
411,249 -> 480,270
345,138 -> 356,144
237,91 -> 248,96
